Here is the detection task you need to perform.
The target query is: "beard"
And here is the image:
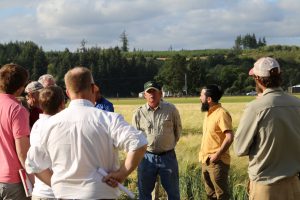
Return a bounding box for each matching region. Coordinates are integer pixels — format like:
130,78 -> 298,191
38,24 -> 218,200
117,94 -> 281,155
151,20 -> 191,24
201,100 -> 209,112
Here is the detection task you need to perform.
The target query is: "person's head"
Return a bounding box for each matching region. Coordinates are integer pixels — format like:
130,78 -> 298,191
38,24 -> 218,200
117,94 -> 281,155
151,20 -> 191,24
0,63 -> 29,96
249,57 -> 282,93
64,67 -> 95,101
143,81 -> 162,108
25,81 -> 44,107
39,86 -> 65,115
200,84 -> 223,112
38,74 -> 56,87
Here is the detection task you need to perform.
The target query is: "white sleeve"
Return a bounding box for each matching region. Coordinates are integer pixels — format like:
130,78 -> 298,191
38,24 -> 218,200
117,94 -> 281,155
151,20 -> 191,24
110,114 -> 147,152
25,143 -> 51,174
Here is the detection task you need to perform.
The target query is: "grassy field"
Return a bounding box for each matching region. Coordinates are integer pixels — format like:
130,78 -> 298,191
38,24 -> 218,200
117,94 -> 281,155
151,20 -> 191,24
111,96 -> 254,199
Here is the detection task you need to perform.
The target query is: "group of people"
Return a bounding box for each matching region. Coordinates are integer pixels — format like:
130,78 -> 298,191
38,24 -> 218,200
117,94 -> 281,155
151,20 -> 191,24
0,57 -> 299,200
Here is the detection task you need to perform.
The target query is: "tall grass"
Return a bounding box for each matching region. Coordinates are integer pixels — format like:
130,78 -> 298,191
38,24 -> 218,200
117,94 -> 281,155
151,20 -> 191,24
113,97 -> 250,199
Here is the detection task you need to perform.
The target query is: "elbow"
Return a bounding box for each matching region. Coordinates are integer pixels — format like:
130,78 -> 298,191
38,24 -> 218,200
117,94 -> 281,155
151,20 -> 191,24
233,143 -> 247,157
141,144 -> 147,153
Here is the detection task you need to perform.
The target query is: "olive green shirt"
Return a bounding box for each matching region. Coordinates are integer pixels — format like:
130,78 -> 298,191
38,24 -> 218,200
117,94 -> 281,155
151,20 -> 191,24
132,101 -> 182,153
234,88 -> 300,184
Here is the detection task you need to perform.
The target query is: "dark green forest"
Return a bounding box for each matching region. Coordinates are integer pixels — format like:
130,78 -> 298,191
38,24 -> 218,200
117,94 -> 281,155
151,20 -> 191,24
1,40 -> 300,97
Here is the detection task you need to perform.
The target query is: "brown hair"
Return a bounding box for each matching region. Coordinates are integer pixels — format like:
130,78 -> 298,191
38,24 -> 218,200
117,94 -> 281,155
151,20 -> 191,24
258,68 -> 282,88
64,67 -> 94,94
39,86 -> 65,115
0,63 -> 29,94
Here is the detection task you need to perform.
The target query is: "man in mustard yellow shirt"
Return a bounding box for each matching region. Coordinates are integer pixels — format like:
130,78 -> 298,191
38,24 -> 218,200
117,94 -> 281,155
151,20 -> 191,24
199,84 -> 234,200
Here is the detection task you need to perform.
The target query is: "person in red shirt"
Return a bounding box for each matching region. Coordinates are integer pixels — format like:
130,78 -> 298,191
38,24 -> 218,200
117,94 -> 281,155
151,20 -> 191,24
0,63 -> 31,199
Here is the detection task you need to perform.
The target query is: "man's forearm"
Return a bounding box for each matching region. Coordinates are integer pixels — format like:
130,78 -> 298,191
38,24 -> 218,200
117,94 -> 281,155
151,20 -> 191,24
122,144 -> 147,176
15,136 -> 30,169
35,169 -> 53,186
217,131 -> 234,157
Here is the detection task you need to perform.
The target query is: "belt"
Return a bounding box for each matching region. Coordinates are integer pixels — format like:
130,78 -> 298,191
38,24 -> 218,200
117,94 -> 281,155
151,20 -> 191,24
146,149 -> 174,156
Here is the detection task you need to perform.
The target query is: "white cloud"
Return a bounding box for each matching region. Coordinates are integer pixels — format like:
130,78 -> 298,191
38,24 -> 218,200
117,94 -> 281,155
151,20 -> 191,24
0,0 -> 300,51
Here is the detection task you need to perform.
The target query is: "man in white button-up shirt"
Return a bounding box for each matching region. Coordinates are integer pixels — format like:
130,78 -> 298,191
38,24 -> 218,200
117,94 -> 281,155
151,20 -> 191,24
26,67 -> 147,199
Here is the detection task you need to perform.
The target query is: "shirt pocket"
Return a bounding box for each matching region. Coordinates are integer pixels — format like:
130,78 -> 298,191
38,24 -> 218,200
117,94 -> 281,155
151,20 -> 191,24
140,118 -> 152,134
162,117 -> 173,129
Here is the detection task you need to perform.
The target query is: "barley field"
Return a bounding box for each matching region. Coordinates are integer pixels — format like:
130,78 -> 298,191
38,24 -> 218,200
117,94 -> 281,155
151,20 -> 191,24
110,96 -> 256,200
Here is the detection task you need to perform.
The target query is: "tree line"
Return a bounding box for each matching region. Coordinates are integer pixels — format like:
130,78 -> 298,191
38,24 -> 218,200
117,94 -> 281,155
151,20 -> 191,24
1,41 -> 300,97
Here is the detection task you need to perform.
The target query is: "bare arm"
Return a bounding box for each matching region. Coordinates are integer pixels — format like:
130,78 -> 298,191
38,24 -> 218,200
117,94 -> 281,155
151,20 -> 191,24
15,136 -> 30,169
209,130 -> 234,163
103,144 -> 147,187
34,169 -> 53,186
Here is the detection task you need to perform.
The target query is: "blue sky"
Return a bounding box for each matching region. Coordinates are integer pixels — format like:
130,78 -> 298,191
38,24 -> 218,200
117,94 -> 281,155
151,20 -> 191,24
1,0 -> 300,51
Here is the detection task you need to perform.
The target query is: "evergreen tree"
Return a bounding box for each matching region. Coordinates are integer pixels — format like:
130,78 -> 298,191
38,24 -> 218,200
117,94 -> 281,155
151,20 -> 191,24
120,31 -> 129,52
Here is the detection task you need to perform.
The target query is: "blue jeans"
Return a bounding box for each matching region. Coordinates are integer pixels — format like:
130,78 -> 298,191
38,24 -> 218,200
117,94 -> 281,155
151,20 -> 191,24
138,150 -> 180,200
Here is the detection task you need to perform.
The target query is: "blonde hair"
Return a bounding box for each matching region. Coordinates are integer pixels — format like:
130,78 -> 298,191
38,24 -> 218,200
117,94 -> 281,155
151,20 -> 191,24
64,67 -> 94,94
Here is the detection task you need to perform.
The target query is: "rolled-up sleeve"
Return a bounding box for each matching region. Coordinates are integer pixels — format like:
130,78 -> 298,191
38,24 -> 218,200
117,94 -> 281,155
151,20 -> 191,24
111,114 -> 147,152
25,144 -> 51,174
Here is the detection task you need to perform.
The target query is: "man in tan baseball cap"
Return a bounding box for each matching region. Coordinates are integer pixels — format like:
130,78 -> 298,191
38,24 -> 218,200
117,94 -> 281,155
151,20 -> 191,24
235,57 -> 300,200
25,81 -> 44,127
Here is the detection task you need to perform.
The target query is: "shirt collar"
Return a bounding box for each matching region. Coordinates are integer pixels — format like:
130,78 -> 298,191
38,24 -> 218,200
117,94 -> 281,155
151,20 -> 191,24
207,103 -> 221,115
68,99 -> 95,107
39,113 -> 51,119
262,87 -> 283,96
146,101 -> 162,111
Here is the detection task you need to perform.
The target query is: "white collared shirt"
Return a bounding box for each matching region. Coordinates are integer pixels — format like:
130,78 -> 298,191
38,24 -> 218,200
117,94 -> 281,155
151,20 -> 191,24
29,113 -> 55,198
26,99 -> 147,199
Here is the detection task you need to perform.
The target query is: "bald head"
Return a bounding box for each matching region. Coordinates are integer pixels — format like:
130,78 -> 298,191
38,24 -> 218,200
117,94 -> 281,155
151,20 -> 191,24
64,67 -> 94,97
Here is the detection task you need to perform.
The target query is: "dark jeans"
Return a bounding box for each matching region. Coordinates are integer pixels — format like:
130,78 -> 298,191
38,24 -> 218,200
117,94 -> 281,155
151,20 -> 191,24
201,160 -> 230,200
138,150 -> 180,200
0,182 -> 30,200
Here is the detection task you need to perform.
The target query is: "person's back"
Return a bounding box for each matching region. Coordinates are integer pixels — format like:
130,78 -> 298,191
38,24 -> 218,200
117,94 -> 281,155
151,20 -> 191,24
29,86 -> 65,199
26,67 -> 147,199
237,88 -> 300,183
41,101 -> 129,198
0,63 -> 30,200
235,57 -> 300,200
0,94 -> 29,182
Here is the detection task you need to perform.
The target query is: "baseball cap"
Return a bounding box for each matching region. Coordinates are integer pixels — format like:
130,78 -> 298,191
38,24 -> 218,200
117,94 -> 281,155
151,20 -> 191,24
144,81 -> 162,92
249,57 -> 280,77
25,81 -> 44,93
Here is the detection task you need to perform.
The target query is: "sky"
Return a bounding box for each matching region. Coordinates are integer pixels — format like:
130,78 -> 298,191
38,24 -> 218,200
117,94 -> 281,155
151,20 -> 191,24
1,0 -> 300,52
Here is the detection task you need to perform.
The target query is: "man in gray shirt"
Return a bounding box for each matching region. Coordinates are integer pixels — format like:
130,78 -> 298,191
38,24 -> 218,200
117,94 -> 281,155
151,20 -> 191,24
132,81 -> 182,200
234,57 -> 300,200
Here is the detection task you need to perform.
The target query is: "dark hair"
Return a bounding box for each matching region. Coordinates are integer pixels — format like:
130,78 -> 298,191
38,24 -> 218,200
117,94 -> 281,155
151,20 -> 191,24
64,66 -> 93,93
258,68 -> 282,88
203,84 -> 224,103
0,63 -> 29,94
39,86 -> 65,115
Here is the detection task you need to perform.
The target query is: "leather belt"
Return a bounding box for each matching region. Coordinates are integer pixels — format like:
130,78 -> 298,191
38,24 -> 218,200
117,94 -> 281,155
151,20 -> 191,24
146,149 -> 174,156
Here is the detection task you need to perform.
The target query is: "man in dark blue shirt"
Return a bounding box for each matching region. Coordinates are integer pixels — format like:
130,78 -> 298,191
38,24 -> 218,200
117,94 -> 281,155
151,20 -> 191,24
94,84 -> 114,112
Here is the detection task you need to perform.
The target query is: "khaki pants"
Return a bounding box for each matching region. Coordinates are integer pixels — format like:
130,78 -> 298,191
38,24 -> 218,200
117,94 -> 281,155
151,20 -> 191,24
201,160 -> 230,200
249,176 -> 300,200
